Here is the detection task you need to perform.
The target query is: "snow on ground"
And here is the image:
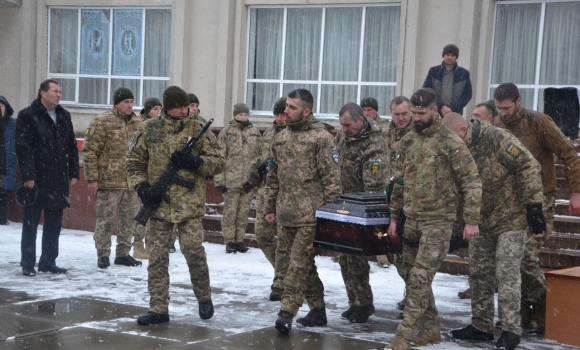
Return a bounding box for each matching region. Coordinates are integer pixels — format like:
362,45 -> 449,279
0,223 -> 577,349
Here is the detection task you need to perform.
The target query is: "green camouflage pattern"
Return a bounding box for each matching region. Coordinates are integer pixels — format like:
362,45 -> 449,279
221,187 -> 252,243
125,113 -> 225,223
83,108 -> 141,188
94,189 -> 139,257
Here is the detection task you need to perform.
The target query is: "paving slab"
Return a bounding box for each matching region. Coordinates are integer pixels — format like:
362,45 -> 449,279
0,297 -> 148,327
0,288 -> 37,306
0,314 -> 60,341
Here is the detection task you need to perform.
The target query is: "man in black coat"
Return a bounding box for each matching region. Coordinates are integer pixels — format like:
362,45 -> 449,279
422,44 -> 472,116
16,79 -> 79,276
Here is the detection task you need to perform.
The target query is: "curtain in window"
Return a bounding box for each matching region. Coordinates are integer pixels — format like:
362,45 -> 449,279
362,6 -> 399,83
144,9 -> 171,78
112,10 -> 142,76
50,9 -> 78,75
248,8 -> 283,80
284,8 -> 322,81
540,2 -> 580,85
491,4 -> 540,84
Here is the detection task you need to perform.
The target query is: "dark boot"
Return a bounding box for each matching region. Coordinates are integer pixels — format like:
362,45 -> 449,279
98,257 -> 110,269
22,266 -> 36,276
295,307 -> 327,327
496,331 -> 520,350
458,287 -> 471,299
396,299 -> 406,311
38,263 -> 67,274
341,306 -> 356,319
114,255 -> 142,267
199,298 -> 214,320
169,242 -> 176,253
269,287 -> 283,301
275,310 -> 294,334
226,242 -> 236,254
137,311 -> 170,325
349,304 -> 375,323
450,324 -> 494,341
235,241 -> 249,253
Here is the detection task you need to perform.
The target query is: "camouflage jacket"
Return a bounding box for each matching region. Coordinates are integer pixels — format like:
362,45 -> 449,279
83,108 -> 141,189
385,119 -> 414,179
499,105 -> 580,196
256,122 -> 285,187
335,118 -> 388,193
390,115 -> 482,224
214,119 -> 261,188
264,115 -> 341,227
125,113 -> 225,223
465,119 -> 543,232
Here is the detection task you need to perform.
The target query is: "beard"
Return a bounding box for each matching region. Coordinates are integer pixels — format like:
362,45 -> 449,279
414,115 -> 434,133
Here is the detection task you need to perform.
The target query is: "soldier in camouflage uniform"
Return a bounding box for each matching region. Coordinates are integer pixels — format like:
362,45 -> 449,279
126,86 -> 224,325
214,103 -> 262,253
444,114 -> 544,350
245,97 -> 286,300
335,103 -> 388,323
384,96 -> 414,312
264,89 -> 341,333
188,93 -> 208,124
384,89 -> 482,350
83,87 -> 143,269
495,83 -> 580,333
360,97 -> 390,135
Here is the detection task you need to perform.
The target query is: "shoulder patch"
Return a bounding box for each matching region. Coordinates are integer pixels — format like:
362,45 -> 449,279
463,155 -> 473,164
268,159 -> 278,170
504,142 -> 522,158
370,159 -> 381,174
331,146 -> 339,164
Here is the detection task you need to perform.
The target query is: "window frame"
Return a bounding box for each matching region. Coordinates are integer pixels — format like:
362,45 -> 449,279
244,4 -> 401,119
47,6 -> 171,109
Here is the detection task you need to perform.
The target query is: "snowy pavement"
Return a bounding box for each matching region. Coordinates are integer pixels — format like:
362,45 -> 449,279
0,222 -> 578,349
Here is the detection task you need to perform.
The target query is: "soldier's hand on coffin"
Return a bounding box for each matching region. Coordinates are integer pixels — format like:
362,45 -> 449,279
526,203 -> 547,234
170,150 -> 204,170
387,220 -> 397,238
463,224 -> 480,240
265,213 -> 276,224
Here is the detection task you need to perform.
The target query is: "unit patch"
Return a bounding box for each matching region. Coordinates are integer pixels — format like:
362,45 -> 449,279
371,160 -> 381,174
505,143 -> 522,158
331,146 -> 339,164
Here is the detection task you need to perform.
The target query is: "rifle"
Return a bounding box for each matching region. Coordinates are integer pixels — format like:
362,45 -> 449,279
134,118 -> 214,226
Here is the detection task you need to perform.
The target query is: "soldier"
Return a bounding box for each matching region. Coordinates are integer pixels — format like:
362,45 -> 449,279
246,97 -> 286,300
360,97 -> 390,134
336,102 -> 388,323
383,88 -> 482,350
139,97 -> 162,121
471,102 -> 500,126
188,93 -> 208,123
384,96 -> 414,312
443,113 -> 545,350
495,83 -> 580,333
264,88 -> 341,333
83,87 -> 143,269
214,103 -> 262,253
126,85 -> 224,325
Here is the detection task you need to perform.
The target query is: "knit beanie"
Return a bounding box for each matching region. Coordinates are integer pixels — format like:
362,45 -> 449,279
163,86 -> 189,110
143,97 -> 162,115
360,97 -> 379,111
273,97 -> 287,115
442,44 -> 459,58
188,93 -> 200,104
233,103 -> 250,116
113,87 -> 134,105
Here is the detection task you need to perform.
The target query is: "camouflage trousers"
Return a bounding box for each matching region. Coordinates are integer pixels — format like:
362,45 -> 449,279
255,187 -> 277,267
277,225 -> 325,315
222,187 -> 253,244
148,217 -> 210,314
387,253 -> 406,280
94,189 -> 139,258
338,254 -> 373,307
521,194 -> 554,307
134,222 -> 148,243
470,229 -> 525,335
396,218 -> 452,341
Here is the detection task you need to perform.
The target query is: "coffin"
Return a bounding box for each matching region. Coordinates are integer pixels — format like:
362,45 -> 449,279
314,192 -> 402,256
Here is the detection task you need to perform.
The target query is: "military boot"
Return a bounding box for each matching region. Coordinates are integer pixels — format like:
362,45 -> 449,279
396,299 -> 406,311
458,287 -> 471,299
275,310 -> 294,334
269,287 -> 283,301
97,256 -> 110,269
226,242 -> 236,254
235,241 -> 249,253
496,331 -> 520,350
383,335 -> 411,350
295,307 -> 327,327
349,304 -> 375,323
530,302 -> 546,334
133,242 -> 149,260
450,324 -> 494,341
199,298 -> 214,320
413,325 -> 441,346
137,311 -> 170,325
341,306 -> 357,319
114,255 -> 142,267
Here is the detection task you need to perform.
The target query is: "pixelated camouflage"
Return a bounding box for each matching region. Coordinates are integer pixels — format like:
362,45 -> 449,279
125,113 -> 225,223
83,108 -> 142,189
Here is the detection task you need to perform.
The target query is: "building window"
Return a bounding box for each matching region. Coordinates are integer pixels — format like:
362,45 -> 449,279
246,5 -> 400,118
48,7 -> 171,107
490,1 -> 580,110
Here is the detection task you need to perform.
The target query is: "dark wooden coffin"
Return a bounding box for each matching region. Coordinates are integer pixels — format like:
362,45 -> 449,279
314,192 -> 402,256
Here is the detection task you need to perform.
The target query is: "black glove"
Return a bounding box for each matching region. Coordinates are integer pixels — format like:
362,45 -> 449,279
246,167 -> 262,187
137,183 -> 161,209
170,150 -> 203,170
396,211 -> 406,237
527,203 -> 547,234
215,185 -> 227,194
258,160 -> 269,179
448,234 -> 469,253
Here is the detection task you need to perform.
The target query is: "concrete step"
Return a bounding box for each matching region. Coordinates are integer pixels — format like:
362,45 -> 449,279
544,232 -> 580,250
539,248 -> 580,270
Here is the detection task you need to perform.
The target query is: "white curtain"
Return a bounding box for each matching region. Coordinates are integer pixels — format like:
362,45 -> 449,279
362,6 -> 400,83
284,8 -> 323,80
144,9 -> 171,78
248,8 -> 283,80
49,9 -> 78,74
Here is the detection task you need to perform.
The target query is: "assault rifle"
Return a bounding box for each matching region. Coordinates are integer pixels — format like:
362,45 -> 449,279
134,118 -> 214,226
